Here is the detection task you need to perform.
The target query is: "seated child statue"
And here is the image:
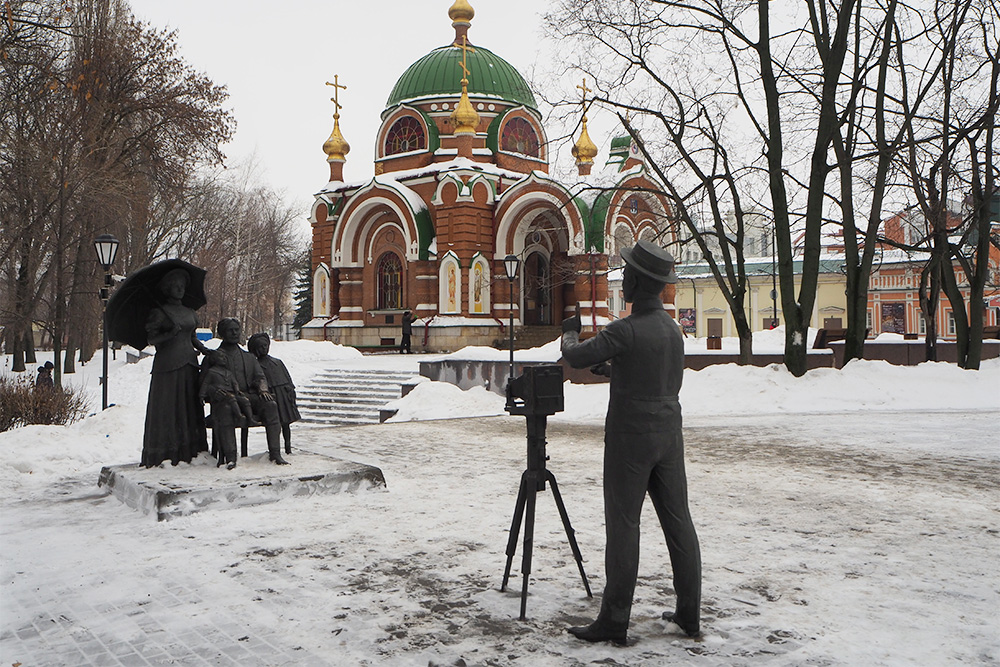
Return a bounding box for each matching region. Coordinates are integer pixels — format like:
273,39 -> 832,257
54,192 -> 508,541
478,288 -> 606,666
247,333 -> 300,455
199,350 -> 255,469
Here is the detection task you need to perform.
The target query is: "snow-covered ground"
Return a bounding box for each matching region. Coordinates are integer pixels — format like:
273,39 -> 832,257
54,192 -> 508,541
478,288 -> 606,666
1,333 -> 998,665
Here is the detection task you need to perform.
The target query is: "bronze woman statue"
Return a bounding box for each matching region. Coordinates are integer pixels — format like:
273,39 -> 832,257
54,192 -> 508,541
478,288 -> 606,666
141,268 -> 209,467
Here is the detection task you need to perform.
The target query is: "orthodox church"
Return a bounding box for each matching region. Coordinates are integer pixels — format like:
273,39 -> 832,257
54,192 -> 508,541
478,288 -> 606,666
302,0 -> 677,350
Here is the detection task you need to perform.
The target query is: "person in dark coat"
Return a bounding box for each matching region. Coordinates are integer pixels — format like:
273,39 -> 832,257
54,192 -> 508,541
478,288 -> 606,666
247,332 -> 300,455
215,318 -> 288,465
560,240 -> 701,645
141,268 -> 210,467
34,361 -> 54,391
400,310 -> 415,354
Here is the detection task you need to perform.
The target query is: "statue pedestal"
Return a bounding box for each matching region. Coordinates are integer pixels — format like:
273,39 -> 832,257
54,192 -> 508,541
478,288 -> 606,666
98,450 -> 385,521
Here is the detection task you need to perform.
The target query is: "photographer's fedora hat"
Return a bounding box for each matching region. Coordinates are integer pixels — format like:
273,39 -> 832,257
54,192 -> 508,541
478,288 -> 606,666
621,239 -> 678,284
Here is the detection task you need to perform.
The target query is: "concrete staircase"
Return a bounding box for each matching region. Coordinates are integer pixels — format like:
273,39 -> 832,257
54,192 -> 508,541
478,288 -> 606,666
296,368 -> 416,426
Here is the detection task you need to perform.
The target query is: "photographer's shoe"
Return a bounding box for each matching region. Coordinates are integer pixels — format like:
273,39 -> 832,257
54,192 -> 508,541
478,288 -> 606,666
568,621 -> 627,646
662,611 -> 700,637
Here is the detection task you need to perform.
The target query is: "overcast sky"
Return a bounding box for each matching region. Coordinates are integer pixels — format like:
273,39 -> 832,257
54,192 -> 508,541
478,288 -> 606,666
128,1 -> 573,218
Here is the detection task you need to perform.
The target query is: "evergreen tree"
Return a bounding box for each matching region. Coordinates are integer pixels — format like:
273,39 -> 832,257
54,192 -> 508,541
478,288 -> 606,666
291,259 -> 313,333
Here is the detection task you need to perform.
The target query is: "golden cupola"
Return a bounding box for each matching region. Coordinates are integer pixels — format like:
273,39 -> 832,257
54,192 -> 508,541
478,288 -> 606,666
323,76 -> 350,181
451,34 -> 480,139
571,119 -> 598,164
572,78 -> 598,175
323,115 -> 350,163
449,0 -> 475,24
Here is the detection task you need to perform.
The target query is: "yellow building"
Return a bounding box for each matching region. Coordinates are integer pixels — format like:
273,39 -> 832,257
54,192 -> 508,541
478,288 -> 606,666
662,258 -> 848,337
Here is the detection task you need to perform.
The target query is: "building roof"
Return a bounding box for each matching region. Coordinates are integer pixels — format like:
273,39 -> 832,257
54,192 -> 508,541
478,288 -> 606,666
385,44 -> 537,110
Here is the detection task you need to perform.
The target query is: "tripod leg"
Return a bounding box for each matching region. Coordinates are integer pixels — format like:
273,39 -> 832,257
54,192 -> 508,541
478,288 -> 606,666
501,473 -> 529,592
546,471 -> 593,598
519,478 -> 539,620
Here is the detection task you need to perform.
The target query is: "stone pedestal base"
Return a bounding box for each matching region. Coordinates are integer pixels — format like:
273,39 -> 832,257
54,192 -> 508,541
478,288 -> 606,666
98,450 -> 385,521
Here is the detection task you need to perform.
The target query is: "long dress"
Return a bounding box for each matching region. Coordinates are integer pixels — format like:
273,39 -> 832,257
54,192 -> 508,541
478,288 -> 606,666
140,304 -> 208,467
257,355 -> 301,425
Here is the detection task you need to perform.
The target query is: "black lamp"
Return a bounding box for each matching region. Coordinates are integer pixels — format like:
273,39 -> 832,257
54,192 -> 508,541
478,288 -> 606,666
93,234 -> 119,410
503,254 -> 520,397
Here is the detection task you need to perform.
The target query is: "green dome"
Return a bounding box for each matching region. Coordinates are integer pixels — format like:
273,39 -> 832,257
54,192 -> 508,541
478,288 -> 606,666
386,44 -> 536,111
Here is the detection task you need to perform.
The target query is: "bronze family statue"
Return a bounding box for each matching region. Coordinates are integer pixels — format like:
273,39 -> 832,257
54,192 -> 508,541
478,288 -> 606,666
108,260 -> 298,469
560,240 -> 702,644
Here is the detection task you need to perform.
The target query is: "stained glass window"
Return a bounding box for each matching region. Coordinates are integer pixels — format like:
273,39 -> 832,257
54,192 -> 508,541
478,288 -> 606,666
501,117 -> 540,157
385,116 -> 426,155
377,252 -> 402,309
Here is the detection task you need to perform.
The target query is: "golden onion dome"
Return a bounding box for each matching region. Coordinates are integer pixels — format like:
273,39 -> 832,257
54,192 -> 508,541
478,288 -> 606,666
323,114 -> 350,162
450,84 -> 480,135
449,0 -> 475,24
572,117 -> 598,164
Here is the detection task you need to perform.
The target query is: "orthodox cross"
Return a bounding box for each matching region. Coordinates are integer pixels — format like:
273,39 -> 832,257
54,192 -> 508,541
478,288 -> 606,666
326,75 -> 347,115
576,78 -> 592,107
457,35 -> 476,84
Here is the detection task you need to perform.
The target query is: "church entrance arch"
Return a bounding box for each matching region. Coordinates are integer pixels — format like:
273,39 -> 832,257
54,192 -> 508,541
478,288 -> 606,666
523,251 -> 551,325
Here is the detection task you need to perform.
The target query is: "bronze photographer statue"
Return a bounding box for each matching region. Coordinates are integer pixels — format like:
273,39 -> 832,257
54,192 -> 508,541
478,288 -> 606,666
560,240 -> 701,644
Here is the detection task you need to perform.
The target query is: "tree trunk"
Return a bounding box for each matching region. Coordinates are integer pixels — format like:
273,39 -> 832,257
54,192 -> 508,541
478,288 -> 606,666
24,331 -> 37,365
843,266 -> 867,363
9,334 -> 26,373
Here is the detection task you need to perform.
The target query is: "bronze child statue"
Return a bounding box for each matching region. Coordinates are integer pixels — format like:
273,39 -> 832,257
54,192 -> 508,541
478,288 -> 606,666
199,350 -> 256,469
247,333 -> 300,455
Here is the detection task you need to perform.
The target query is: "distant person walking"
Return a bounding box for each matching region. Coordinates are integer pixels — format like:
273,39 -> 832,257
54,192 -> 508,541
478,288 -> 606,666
561,240 -> 701,645
400,310 -> 415,354
34,361 -> 54,391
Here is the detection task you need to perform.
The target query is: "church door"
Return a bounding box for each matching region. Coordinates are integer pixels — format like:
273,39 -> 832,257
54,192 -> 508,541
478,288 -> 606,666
523,252 -> 551,326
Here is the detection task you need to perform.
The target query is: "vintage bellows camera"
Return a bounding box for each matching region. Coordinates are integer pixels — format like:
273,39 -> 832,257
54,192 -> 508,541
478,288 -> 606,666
505,364 -> 564,417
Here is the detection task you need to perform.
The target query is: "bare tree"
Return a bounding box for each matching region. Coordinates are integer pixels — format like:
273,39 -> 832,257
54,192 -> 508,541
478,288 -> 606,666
891,0 -> 999,368
546,0 -> 997,374
1,0 -> 234,385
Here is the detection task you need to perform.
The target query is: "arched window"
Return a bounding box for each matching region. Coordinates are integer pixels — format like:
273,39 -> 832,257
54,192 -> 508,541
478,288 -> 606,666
501,117 -> 540,157
385,116 -> 426,155
376,252 -> 402,309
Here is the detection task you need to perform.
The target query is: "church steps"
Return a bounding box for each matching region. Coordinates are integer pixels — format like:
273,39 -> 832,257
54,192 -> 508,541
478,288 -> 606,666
296,368 -> 415,425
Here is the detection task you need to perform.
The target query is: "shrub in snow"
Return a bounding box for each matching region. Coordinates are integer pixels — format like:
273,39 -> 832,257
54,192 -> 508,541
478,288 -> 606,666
0,375 -> 89,432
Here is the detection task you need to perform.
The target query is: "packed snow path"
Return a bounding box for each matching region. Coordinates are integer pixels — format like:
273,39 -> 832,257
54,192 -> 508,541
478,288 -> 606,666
2,410 -> 996,666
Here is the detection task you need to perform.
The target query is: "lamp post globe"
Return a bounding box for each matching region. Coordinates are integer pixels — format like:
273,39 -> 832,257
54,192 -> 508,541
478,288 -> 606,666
94,234 -> 119,270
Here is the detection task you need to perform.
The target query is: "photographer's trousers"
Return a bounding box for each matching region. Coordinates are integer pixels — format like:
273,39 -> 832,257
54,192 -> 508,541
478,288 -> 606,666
600,422 -> 701,631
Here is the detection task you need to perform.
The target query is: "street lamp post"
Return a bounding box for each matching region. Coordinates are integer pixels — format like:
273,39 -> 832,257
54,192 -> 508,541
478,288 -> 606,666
503,254 -> 520,401
94,234 -> 119,410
